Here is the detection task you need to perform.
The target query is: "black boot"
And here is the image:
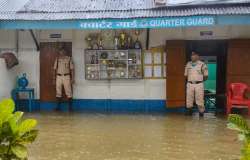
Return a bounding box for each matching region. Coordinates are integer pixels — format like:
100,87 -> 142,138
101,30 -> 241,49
55,97 -> 61,111
199,112 -> 204,117
185,108 -> 193,116
198,106 -> 205,117
68,98 -> 73,112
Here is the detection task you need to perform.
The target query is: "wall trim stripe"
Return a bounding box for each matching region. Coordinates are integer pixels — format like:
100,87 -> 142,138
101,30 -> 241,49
1,15 -> 250,30
17,99 -> 187,113
16,99 -> 219,113
0,16 -> 215,29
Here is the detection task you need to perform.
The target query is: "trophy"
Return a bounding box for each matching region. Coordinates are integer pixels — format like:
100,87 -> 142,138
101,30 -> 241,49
120,71 -> 125,77
134,30 -> 142,49
127,36 -> 133,49
114,36 -> 119,50
119,32 -> 127,49
85,35 -> 93,49
107,70 -> 112,79
90,54 -> 95,64
98,36 -> 103,49
91,33 -> 99,50
135,30 -> 141,37
132,54 -> 137,64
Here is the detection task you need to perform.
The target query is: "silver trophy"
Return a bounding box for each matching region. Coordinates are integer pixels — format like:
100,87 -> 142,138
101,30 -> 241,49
114,36 -> 119,50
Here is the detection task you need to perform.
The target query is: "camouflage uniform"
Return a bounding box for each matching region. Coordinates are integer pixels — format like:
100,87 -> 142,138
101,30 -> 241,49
184,60 -> 208,112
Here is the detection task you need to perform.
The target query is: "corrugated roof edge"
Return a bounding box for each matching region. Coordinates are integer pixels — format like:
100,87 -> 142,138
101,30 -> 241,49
11,2 -> 250,13
1,7 -> 250,21
153,2 -> 250,10
1,2 -> 250,20
156,2 -> 250,7
162,1 -> 250,7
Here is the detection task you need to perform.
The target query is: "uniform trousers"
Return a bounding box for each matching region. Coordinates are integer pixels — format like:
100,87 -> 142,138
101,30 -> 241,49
186,82 -> 205,112
56,75 -> 72,98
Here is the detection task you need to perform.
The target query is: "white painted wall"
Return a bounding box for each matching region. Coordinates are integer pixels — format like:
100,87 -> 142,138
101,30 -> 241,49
0,58 -> 17,99
0,30 -> 17,99
1,25 -> 250,100
18,30 -> 40,98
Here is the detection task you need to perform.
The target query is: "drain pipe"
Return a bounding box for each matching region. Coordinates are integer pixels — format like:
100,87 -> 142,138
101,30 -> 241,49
15,29 -> 19,57
29,29 -> 40,51
146,28 -> 150,50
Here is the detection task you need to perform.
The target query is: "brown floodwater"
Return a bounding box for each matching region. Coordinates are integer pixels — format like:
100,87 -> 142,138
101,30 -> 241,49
25,112 -> 242,160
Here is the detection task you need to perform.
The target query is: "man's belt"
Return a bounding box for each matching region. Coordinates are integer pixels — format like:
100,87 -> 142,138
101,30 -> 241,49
188,81 -> 203,84
57,73 -> 70,76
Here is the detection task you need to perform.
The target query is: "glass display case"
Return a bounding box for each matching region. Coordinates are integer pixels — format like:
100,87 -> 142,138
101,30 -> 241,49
85,49 -> 142,80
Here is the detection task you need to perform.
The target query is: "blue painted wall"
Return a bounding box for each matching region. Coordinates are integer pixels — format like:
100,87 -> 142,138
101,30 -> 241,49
17,98 -> 218,113
17,99 -> 186,113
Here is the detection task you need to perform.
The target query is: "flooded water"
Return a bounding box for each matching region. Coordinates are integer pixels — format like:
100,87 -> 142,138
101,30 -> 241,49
26,113 -> 241,160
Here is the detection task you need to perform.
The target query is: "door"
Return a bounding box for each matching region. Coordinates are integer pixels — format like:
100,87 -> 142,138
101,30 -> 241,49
227,39 -> 250,86
166,40 -> 186,107
40,42 -> 72,102
187,40 -> 228,109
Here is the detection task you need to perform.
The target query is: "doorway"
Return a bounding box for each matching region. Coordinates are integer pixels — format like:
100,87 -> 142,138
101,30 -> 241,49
40,42 -> 72,102
186,40 -> 227,111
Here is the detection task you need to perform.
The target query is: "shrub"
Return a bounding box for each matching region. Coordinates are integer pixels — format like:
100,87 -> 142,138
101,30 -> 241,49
0,99 -> 38,160
228,114 -> 250,160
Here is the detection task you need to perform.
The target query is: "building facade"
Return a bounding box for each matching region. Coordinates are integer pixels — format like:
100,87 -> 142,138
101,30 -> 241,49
1,0 -> 250,112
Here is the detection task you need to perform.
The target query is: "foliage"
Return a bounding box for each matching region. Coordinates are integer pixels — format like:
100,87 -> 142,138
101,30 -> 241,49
227,114 -> 250,160
0,99 -> 38,160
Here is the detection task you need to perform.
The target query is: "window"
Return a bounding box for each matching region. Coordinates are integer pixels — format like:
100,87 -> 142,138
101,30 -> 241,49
143,47 -> 166,79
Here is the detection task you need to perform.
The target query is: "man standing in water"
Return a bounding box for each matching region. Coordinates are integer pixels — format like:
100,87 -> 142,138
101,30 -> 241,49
184,51 -> 208,117
54,48 -> 75,111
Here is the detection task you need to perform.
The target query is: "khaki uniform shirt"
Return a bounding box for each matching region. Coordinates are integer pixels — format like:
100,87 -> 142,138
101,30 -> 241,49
54,56 -> 74,74
184,60 -> 208,82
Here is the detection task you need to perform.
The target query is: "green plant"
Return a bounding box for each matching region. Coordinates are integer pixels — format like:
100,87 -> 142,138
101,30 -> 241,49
227,114 -> 250,160
0,98 -> 38,160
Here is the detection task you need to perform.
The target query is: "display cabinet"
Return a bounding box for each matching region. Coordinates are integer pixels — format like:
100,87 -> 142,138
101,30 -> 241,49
85,49 -> 142,80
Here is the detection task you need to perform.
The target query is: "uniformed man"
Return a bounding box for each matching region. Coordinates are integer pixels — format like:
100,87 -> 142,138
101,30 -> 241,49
184,51 -> 208,117
53,49 -> 74,111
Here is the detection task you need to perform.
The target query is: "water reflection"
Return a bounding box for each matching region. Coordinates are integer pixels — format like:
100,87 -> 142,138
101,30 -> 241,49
26,113 -> 241,160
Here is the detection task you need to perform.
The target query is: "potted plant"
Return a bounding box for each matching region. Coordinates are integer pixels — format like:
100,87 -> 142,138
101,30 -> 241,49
227,114 -> 250,160
0,98 -> 38,160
